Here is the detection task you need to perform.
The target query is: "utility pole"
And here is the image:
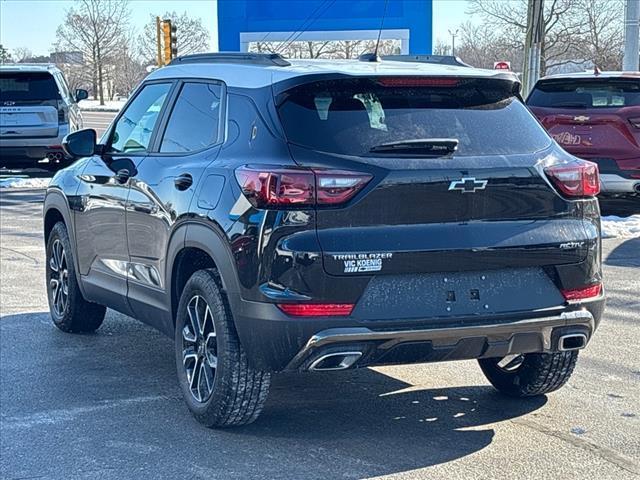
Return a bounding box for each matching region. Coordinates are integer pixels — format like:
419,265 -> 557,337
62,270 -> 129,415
623,0 -> 640,71
448,29 -> 459,56
156,16 -> 163,67
522,0 -> 544,97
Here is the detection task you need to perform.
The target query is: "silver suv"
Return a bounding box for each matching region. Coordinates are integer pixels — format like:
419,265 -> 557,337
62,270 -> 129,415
0,64 -> 88,170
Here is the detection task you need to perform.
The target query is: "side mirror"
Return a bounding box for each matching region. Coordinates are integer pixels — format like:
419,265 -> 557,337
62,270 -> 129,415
75,89 -> 89,102
62,128 -> 97,159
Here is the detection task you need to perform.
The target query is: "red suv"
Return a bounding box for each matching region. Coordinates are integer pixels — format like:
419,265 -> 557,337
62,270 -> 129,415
527,72 -> 640,199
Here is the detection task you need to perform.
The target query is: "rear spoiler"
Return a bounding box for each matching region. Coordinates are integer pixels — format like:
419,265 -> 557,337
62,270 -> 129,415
381,55 -> 472,68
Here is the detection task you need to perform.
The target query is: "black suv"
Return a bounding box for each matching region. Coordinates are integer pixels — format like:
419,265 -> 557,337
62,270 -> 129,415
43,53 -> 605,427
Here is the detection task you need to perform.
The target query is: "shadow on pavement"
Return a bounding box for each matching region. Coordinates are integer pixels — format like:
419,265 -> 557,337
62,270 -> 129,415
1,311 -> 547,479
605,238 -> 640,268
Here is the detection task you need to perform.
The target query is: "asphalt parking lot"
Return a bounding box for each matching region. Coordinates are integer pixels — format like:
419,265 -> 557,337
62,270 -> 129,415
0,188 -> 638,480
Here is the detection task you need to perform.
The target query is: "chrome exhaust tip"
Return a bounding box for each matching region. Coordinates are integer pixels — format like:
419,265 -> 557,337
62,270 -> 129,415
309,351 -> 362,371
558,333 -> 587,351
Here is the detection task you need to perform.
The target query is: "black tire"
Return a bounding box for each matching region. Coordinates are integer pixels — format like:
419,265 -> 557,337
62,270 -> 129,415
479,351 -> 579,397
175,269 -> 271,427
46,222 -> 106,333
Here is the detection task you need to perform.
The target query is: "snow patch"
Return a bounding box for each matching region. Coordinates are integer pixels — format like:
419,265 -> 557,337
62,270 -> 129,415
0,177 -> 51,189
601,215 -> 640,239
79,99 -> 126,112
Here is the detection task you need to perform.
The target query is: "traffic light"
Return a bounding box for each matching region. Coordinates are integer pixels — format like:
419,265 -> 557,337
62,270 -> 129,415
162,20 -> 177,65
170,23 -> 178,59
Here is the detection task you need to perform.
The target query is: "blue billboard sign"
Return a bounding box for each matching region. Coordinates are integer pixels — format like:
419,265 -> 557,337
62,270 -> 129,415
217,0 -> 432,55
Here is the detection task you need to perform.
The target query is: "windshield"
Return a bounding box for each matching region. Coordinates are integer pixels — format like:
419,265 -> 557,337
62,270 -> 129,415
276,77 -> 552,157
528,79 -> 640,109
0,72 -> 60,101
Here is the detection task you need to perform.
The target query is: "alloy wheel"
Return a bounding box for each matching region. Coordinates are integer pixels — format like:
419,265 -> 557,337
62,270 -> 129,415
49,239 -> 69,317
182,295 -> 218,403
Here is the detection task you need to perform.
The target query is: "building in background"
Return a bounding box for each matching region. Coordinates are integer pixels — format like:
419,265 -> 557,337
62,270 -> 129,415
217,0 -> 432,55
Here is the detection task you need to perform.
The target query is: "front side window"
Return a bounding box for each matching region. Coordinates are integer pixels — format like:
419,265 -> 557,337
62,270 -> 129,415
160,82 -> 223,153
108,83 -> 171,154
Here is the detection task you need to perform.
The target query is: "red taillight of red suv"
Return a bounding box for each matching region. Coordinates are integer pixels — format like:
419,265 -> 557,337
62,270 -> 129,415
544,161 -> 600,197
234,166 -> 372,208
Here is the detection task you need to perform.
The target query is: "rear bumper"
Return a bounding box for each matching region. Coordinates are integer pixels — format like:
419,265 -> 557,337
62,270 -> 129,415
0,124 -> 68,164
231,292 -> 605,372
600,174 -> 640,194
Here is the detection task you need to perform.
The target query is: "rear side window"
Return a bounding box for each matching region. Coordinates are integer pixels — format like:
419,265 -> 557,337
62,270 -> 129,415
160,82 -> 223,153
528,79 -> 640,108
0,72 -> 60,101
276,77 -> 552,157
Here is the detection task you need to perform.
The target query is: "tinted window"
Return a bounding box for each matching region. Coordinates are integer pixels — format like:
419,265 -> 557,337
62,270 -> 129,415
0,72 -> 60,101
277,77 -> 552,157
109,83 -> 171,154
528,79 -> 640,108
160,82 -> 223,153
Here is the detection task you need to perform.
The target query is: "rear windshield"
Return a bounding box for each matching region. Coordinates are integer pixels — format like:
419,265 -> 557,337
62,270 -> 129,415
0,72 -> 60,101
276,77 -> 552,157
528,79 -> 640,109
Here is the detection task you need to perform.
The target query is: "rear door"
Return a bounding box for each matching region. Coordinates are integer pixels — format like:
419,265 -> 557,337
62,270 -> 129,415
276,76 -> 590,316
126,80 -> 225,331
0,71 -> 60,138
527,77 -> 640,169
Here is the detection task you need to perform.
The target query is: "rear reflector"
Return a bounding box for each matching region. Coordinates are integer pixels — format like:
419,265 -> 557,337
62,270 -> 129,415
235,166 -> 371,209
377,77 -> 460,88
278,303 -> 354,317
544,161 -> 600,197
561,284 -> 602,301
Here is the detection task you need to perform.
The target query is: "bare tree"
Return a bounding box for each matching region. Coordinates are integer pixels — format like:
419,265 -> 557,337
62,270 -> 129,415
251,39 -> 400,59
467,0 -> 588,74
138,11 -> 210,64
572,0 -> 624,70
433,40 -> 452,56
12,47 -> 33,63
0,45 -> 12,64
56,0 -> 130,105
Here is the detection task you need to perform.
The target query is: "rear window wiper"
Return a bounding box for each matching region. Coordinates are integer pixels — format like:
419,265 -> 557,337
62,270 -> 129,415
368,138 -> 459,156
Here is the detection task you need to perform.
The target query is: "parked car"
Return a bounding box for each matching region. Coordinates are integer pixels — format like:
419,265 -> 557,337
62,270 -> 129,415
0,64 -> 88,170
527,71 -> 640,199
43,53 -> 605,428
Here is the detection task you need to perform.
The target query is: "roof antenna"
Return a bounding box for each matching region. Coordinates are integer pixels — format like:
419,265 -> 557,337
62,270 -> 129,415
360,0 -> 389,62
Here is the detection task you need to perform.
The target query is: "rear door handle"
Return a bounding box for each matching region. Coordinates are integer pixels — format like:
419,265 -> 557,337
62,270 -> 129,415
174,173 -> 193,191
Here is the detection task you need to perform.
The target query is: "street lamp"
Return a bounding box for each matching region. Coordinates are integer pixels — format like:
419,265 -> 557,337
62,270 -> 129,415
448,29 -> 459,56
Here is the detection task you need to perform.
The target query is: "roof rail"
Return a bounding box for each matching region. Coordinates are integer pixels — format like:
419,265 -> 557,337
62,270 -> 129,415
169,52 -> 291,67
381,55 -> 472,68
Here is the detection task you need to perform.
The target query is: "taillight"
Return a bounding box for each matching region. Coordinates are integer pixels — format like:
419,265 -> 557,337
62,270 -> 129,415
544,161 -> 600,197
277,303 -> 354,316
377,77 -> 460,88
235,166 -> 372,209
629,117 -> 640,129
561,283 -> 602,301
57,101 -> 67,123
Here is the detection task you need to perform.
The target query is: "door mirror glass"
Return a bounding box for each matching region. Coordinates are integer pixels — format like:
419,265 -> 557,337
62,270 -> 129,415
62,128 -> 96,158
75,89 -> 89,102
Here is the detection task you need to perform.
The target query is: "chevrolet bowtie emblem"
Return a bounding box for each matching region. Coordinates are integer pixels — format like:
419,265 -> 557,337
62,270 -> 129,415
573,115 -> 590,122
448,177 -> 488,193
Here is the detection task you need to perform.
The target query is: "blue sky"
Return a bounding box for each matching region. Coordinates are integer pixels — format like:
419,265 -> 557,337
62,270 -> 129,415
0,0 -> 471,56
